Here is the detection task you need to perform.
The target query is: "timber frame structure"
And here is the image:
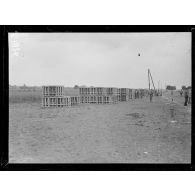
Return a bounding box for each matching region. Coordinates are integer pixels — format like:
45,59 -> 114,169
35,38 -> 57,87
42,86 -> 148,107
42,86 -> 80,107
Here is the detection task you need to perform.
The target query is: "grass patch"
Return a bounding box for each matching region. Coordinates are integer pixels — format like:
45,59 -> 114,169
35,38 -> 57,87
9,89 -> 42,103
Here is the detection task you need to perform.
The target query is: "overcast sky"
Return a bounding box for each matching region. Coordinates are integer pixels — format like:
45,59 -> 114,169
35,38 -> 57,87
9,32 -> 191,89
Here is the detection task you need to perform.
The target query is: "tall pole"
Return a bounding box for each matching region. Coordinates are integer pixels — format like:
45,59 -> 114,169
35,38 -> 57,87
149,69 -> 156,91
148,69 -> 150,91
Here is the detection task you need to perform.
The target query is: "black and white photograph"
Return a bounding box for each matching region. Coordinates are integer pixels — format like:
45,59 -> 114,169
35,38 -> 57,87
7,31 -> 192,164
1,0 -> 195,193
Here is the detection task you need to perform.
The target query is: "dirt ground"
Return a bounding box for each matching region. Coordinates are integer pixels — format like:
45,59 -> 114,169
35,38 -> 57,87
9,91 -> 191,163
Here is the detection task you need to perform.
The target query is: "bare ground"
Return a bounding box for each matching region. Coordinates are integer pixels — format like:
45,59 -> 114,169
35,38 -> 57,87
9,92 -> 191,163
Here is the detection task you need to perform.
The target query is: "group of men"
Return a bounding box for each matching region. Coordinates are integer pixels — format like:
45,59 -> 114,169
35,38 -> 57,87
148,90 -> 162,102
147,87 -> 191,106
182,88 -> 191,106
134,90 -> 144,99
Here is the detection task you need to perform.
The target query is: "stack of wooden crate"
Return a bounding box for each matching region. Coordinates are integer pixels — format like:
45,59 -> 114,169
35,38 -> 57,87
42,86 -> 80,107
79,87 -> 118,104
117,88 -> 132,101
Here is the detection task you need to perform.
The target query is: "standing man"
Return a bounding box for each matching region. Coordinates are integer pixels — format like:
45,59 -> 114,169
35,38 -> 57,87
180,90 -> 183,97
171,90 -> 173,102
188,88 -> 191,104
184,88 -> 189,106
140,90 -> 143,98
150,90 -> 153,102
135,90 -> 138,99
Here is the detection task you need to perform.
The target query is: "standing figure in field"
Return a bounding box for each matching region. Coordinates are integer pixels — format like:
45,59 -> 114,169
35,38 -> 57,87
140,91 -> 143,98
149,90 -> 153,102
184,88 -> 189,106
137,91 -> 139,99
171,90 -> 173,102
180,90 -> 183,97
188,88 -> 191,104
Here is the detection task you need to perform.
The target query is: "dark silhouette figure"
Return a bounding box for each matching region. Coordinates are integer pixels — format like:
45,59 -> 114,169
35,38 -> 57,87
184,89 -> 188,106
171,90 -> 173,102
149,91 -> 153,102
188,89 -> 191,104
135,90 -> 137,99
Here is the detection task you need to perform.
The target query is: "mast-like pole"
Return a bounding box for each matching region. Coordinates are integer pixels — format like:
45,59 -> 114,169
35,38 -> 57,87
149,69 -> 156,91
148,69 -> 150,91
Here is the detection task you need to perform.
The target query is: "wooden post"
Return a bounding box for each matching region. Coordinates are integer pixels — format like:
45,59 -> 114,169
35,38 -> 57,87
148,69 -> 150,91
149,69 -> 156,91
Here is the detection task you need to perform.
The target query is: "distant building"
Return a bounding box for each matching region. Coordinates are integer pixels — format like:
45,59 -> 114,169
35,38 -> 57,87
166,85 -> 176,90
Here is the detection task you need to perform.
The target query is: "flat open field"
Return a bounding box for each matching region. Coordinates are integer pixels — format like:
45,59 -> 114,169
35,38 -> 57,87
9,91 -> 191,163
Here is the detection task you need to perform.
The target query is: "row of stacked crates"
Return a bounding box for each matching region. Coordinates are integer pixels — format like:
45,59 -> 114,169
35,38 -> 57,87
42,86 -> 143,107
